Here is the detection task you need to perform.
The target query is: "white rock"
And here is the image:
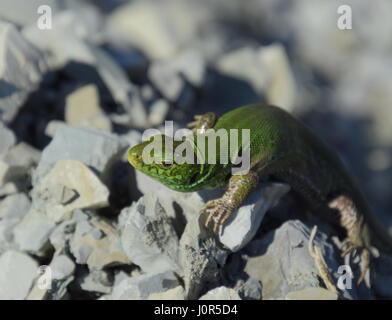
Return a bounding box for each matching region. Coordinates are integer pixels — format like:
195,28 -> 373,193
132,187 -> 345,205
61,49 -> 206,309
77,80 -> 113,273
107,1 -> 178,60
216,47 -> 269,95
0,122 -> 16,155
148,62 -> 184,101
65,85 -> 112,131
70,214 -> 130,269
0,142 -> 41,187
148,286 -> 184,300
218,183 -> 290,252
13,208 -> 56,255
285,287 -> 338,300
258,44 -> 297,111
23,10 -> 148,127
199,286 -> 241,300
111,271 -> 180,300
44,120 -> 68,138
32,160 -> 109,222
0,21 -> 48,123
173,49 -> 206,88
0,250 -> 38,299
34,126 -> 127,184
0,0 -> 76,26
120,194 -> 181,275
148,99 -> 170,126
51,254 -> 76,281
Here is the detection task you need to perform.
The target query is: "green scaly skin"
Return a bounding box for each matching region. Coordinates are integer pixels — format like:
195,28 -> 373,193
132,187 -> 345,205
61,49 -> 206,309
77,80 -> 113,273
128,104 -> 392,286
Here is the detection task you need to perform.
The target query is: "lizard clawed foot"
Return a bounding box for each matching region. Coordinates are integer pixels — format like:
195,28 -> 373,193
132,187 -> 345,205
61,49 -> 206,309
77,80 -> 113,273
341,239 -> 370,286
186,112 -> 216,134
202,199 -> 234,234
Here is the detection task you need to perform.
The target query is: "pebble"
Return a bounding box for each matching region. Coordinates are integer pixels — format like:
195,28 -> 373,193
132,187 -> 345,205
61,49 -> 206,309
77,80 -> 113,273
32,160 -> 110,222
0,250 -> 38,299
111,271 -> 180,300
65,85 -> 112,131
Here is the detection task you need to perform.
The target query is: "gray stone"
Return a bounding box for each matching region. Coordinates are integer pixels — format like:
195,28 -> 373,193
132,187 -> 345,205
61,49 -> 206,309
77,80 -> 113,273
51,254 -> 76,281
173,49 -> 206,88
32,160 -> 110,222
80,270 -> 112,294
258,44 -> 297,111
235,278 -> 262,300
27,251 -> 75,300
0,122 -> 16,155
0,193 -> 31,245
120,193 -> 181,275
0,0 -> 79,26
218,183 -> 290,252
148,99 -> 170,126
70,214 -> 130,269
148,62 -> 185,101
0,182 -> 18,197
111,271 -> 180,300
0,142 -> 41,188
65,85 -> 112,131
240,220 -> 357,300
23,9 -> 148,127
13,208 -> 56,256
44,120 -> 68,138
0,21 -> 48,123
179,212 -> 225,300
285,287 -> 338,300
33,126 -> 127,185
148,286 -> 184,300
199,286 -> 241,300
216,47 -> 268,96
0,250 -> 38,299
0,193 -> 31,220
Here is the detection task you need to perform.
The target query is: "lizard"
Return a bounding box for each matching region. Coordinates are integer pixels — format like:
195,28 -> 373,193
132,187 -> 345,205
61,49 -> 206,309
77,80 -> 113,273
127,103 -> 392,286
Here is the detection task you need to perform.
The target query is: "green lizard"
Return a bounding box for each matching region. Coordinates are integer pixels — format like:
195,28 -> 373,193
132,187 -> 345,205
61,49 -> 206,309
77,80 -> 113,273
128,103 -> 392,285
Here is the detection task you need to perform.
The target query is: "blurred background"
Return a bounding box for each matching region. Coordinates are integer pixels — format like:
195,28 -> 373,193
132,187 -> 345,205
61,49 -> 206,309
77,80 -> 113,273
1,0 -> 391,245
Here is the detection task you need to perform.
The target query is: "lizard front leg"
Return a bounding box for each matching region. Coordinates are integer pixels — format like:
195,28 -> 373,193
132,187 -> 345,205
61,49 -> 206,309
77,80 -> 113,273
187,112 -> 216,134
203,171 -> 259,233
328,195 -> 372,285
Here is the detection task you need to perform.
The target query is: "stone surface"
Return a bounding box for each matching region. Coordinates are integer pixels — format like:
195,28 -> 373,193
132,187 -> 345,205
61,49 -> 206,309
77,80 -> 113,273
80,270 -> 112,295
239,220 -> 357,300
0,250 -> 38,299
148,99 -> 170,126
13,208 -> 56,255
0,21 -> 48,123
65,85 -> 112,131
32,160 -> 109,222
111,271 -> 180,300
70,214 -> 130,270
120,193 -> 181,275
148,62 -> 185,102
218,183 -> 290,252
23,9 -> 148,127
148,286 -> 184,300
285,287 -> 338,300
0,193 -> 31,246
51,254 -> 76,281
0,142 -> 41,188
0,122 -> 16,155
199,286 -> 241,300
34,126 -> 127,184
179,212 -> 225,300
258,44 -> 297,111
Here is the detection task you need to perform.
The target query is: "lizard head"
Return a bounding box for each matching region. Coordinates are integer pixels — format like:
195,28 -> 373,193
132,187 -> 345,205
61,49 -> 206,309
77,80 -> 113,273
128,134 -> 210,192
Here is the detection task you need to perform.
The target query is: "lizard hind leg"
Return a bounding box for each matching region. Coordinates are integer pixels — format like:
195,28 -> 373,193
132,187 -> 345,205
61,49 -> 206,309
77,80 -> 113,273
328,195 -> 371,286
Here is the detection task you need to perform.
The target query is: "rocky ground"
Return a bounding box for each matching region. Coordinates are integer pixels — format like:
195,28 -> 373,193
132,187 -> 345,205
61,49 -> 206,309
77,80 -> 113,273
0,0 -> 392,300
